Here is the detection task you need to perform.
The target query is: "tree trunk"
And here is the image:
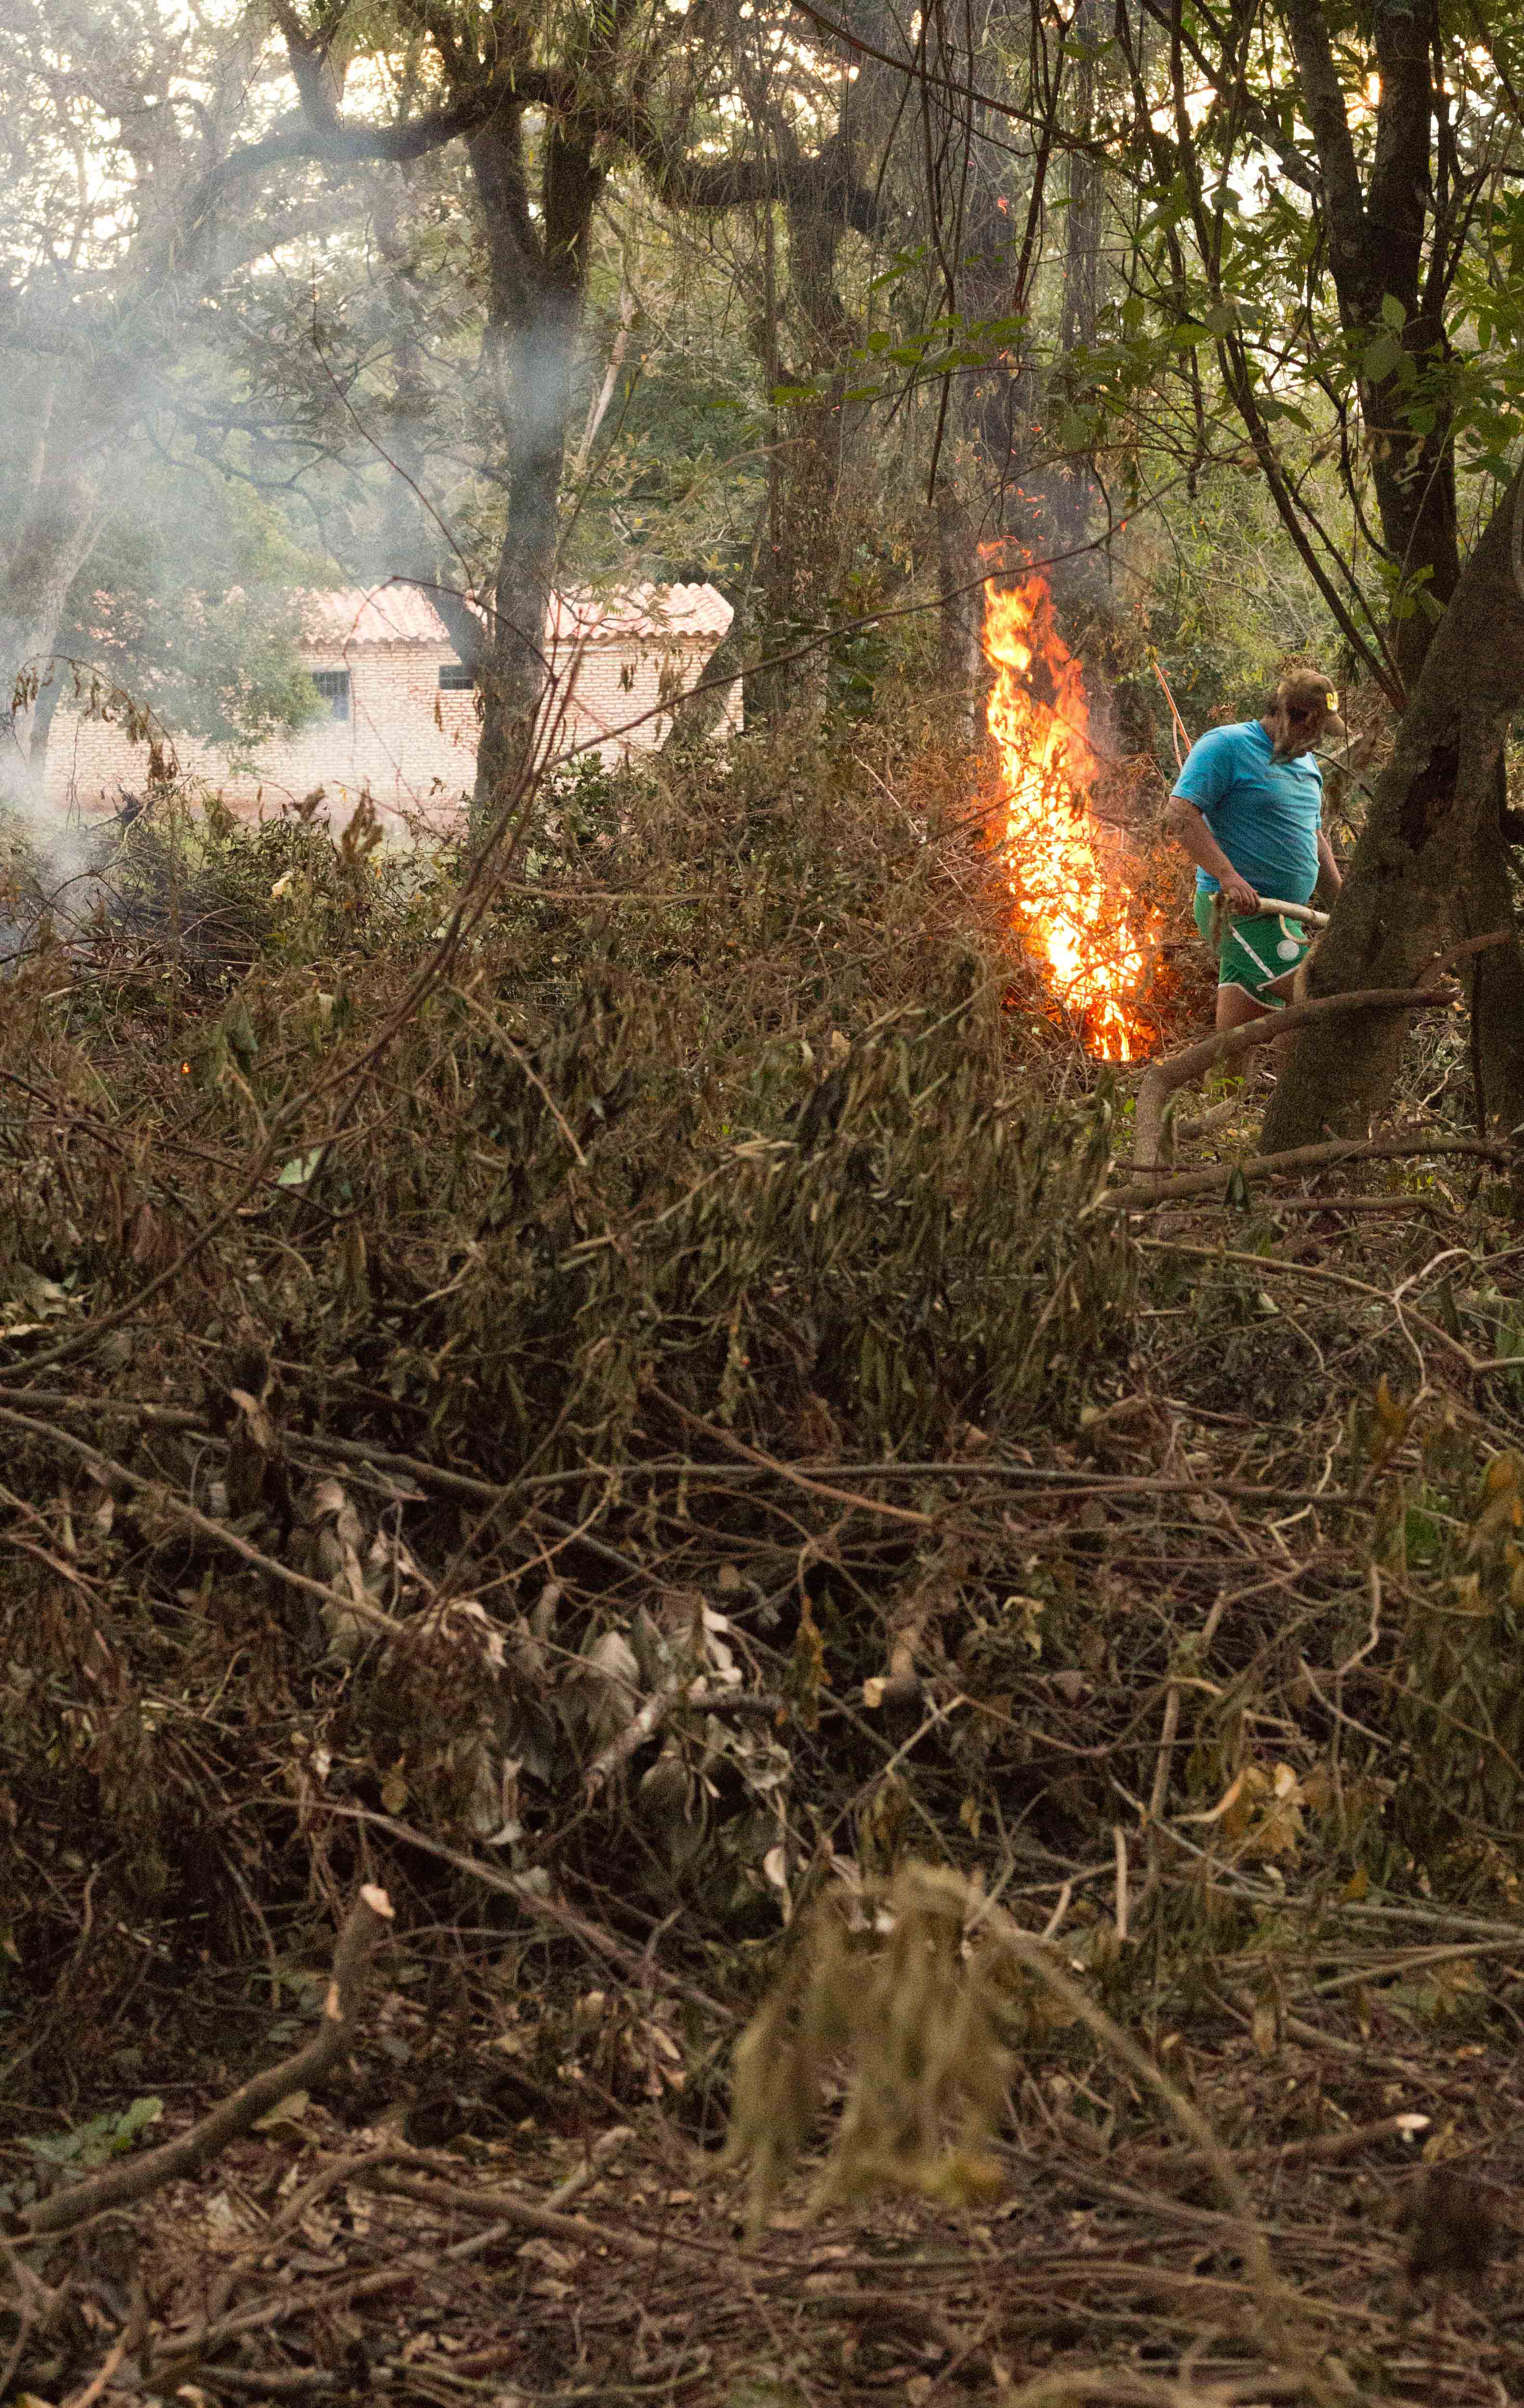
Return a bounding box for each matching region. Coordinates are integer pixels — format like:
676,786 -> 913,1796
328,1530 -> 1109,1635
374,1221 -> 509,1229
1277,0 -> 1461,678
752,388 -> 842,722
1051,0 -> 1106,558
1261,0 -> 1524,1139
749,8 -> 900,723
749,136 -> 859,724
1262,464 -> 1524,1150
465,116 -> 598,827
1452,779 -> 1524,1141
935,488 -> 983,746
0,462 -> 106,804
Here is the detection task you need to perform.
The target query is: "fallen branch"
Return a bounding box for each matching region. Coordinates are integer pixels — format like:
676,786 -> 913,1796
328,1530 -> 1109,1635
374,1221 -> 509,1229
19,1887 -> 393,2237
1105,1131 -> 1512,1209
1130,984 -> 1456,1176
650,1384 -> 938,1528
1125,2110 -> 1431,2177
152,2264 -> 417,2390
200,2144 -> 418,2328
1129,927 -> 1513,1181
324,1806 -> 732,2018
1137,1232 -> 1508,1378
970,1906 -> 1342,2408
584,1665 -> 698,1795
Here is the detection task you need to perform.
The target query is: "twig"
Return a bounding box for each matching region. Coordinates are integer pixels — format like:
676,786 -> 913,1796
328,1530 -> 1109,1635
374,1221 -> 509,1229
0,1400 -> 1370,1510
60,2333 -> 130,2408
973,1901 -> 1335,2399
585,1667 -> 697,1795
155,2264 -> 416,2385
649,1386 -> 938,1528
202,2143 -> 418,2325
0,2236 -> 57,2395
1141,1591 -> 1231,1907
1126,2110 -> 1432,2176
319,1806 -> 731,2019
19,1888 -> 393,2236
1140,1234 -> 1509,1379
442,2126 -> 637,2260
372,2163 -> 660,2260
580,1677 -> 771,1792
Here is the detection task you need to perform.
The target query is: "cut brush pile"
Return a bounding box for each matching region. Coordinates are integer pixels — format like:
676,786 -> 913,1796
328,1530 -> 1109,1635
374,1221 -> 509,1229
4,728 -> 1524,2404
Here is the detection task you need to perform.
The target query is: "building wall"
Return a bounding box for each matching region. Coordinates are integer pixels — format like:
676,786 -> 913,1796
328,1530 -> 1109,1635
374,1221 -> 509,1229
43,634 -> 742,832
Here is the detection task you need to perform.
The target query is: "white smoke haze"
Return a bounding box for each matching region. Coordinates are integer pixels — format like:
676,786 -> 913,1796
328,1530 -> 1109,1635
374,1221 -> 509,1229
0,0 -> 771,918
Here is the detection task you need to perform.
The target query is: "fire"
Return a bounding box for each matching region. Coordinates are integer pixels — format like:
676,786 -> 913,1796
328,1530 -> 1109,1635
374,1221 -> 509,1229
983,573 -> 1152,1062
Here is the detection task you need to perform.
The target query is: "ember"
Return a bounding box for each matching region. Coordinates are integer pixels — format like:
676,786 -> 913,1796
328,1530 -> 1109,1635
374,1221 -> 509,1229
983,573 -> 1153,1061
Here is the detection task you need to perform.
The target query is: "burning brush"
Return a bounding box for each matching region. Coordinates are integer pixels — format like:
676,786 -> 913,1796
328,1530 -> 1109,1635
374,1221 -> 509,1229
983,573 -> 1156,1062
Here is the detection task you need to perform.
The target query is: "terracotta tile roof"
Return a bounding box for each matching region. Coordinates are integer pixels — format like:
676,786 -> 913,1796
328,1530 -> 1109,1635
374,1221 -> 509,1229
299,584 -> 457,647
546,582 -> 734,644
300,581 -> 733,652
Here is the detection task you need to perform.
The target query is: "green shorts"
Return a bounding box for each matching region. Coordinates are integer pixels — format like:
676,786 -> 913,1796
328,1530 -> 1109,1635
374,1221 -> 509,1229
1194,892 -> 1311,1009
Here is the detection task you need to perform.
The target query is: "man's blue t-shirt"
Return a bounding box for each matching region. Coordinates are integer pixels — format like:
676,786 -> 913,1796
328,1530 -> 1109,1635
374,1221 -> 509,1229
1172,720 -> 1324,903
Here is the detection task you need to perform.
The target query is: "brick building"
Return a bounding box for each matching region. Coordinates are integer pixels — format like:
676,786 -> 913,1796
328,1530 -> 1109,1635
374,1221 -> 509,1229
43,580 -> 740,832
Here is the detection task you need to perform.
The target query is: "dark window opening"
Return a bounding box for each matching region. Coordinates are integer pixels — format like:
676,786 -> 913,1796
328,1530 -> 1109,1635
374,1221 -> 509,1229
312,669 -> 350,722
438,662 -> 476,692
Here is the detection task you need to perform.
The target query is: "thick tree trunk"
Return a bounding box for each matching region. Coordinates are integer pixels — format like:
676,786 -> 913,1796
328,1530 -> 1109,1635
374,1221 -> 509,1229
465,118 -> 596,827
1453,785 -> 1524,1140
1277,0 -> 1461,678
1262,464 -> 1524,1149
1259,0 -> 1524,1138
471,316 -> 573,815
749,147 -> 858,724
749,11 -> 899,722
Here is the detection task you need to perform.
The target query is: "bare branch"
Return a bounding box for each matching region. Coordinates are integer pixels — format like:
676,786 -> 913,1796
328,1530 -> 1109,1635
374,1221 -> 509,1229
19,1889 -> 394,2237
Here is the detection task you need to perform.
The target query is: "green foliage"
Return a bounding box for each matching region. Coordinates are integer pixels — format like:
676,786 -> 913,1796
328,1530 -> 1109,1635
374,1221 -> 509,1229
21,2095 -> 163,2168
54,472 -> 325,755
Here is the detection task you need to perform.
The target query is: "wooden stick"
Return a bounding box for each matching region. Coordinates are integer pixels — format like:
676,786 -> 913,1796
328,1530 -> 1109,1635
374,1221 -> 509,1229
1206,893 -> 1330,946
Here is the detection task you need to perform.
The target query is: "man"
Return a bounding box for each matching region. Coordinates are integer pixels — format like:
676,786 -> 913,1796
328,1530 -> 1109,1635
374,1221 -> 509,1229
1164,667 -> 1347,1032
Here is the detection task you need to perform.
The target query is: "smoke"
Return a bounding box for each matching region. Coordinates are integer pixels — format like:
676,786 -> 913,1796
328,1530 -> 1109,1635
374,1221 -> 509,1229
0,681 -> 118,971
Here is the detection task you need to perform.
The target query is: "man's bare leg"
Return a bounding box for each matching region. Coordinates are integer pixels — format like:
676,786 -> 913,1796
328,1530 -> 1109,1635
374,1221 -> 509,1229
1215,981 -> 1294,1072
1216,982 -> 1271,1035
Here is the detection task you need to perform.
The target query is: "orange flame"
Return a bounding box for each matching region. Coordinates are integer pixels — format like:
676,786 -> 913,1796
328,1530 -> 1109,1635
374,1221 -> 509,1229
983,573 -> 1151,1062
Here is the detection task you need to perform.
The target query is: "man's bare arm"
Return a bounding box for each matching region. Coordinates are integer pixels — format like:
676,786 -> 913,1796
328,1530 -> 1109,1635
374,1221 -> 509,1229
1165,796 -> 1259,914
1316,830 -> 1342,894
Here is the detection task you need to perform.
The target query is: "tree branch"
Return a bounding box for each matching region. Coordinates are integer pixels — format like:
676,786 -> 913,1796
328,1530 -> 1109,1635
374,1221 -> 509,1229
1125,930 -> 1510,1185
1131,980 -> 1460,1174
208,77 -> 547,187
629,126 -> 886,234
1106,1130 -> 1512,1208
19,1889 -> 394,2237
1278,0 -> 1373,306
